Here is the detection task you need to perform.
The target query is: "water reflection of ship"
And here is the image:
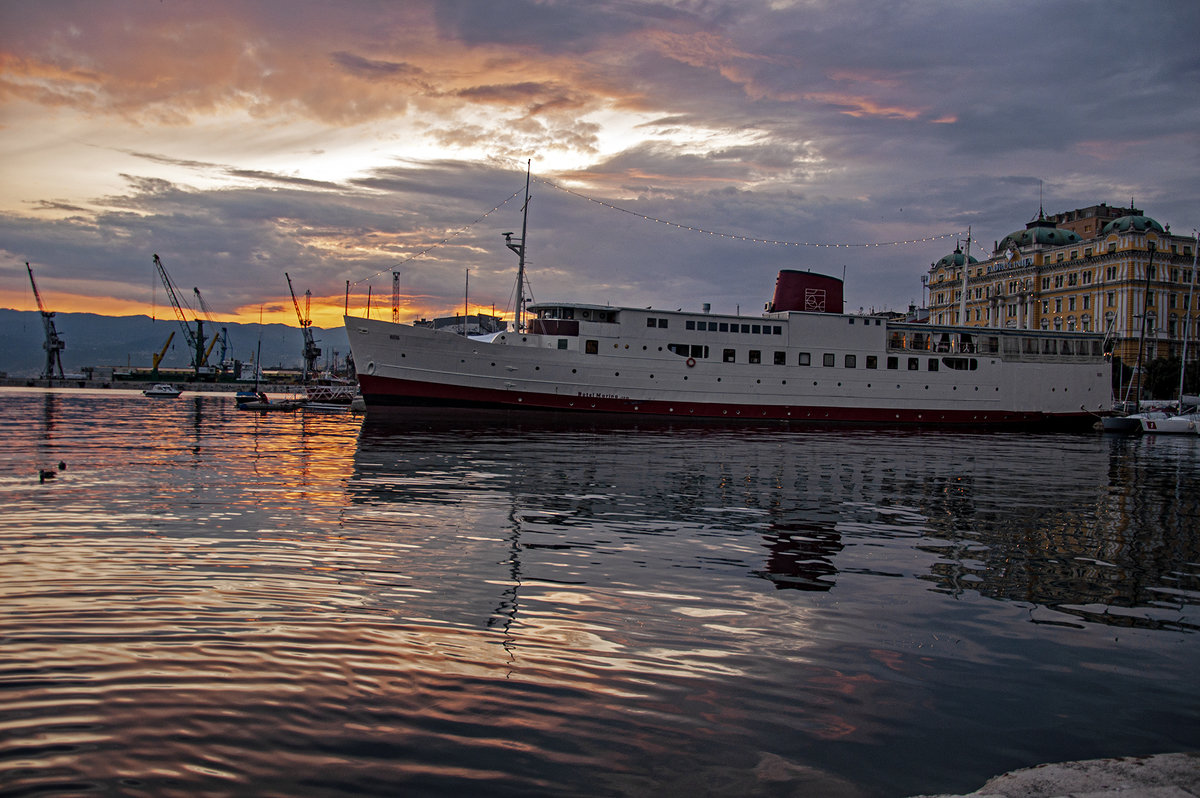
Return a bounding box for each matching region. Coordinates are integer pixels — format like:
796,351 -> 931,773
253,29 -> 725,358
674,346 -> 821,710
755,519 -> 843,591
350,410 -> 1200,632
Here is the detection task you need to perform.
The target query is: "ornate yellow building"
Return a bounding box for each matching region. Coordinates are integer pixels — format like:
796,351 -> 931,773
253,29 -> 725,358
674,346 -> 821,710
926,204 -> 1198,398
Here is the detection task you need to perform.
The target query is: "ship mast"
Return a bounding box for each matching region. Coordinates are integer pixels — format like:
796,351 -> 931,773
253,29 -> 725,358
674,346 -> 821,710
505,160 -> 531,332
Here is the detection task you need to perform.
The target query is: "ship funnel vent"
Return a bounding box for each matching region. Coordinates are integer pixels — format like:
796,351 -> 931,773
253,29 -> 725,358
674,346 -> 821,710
768,270 -> 844,314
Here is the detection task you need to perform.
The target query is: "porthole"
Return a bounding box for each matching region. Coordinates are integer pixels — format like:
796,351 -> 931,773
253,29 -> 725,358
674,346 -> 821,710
366,361 -> 376,375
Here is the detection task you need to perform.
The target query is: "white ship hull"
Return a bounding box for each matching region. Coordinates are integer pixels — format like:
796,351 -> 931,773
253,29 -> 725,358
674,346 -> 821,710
346,303 -> 1110,427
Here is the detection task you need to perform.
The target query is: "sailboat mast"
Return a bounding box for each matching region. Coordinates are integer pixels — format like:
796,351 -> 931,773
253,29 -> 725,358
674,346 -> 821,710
957,226 -> 971,325
1131,242 -> 1156,410
1180,232 -> 1198,405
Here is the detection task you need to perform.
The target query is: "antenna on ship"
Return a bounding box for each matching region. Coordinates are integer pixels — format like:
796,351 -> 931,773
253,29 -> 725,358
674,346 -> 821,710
505,159 -> 532,332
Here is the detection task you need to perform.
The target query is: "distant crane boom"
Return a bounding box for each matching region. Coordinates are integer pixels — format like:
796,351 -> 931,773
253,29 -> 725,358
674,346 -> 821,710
26,262 -> 65,382
192,287 -> 224,368
285,272 -> 321,381
152,331 -> 175,373
152,254 -> 208,376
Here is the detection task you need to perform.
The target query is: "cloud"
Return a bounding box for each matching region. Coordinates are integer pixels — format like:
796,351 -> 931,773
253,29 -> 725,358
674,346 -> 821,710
1,0 -> 1198,328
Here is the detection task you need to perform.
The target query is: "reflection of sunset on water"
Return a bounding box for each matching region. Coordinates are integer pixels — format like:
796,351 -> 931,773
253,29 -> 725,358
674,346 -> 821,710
1,390 -> 1198,797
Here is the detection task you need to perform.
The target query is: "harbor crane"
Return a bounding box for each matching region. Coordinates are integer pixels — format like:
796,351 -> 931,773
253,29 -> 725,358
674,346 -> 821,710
285,272 -> 321,382
192,287 -> 227,369
151,331 -> 175,375
152,254 -> 209,378
26,262 -> 65,382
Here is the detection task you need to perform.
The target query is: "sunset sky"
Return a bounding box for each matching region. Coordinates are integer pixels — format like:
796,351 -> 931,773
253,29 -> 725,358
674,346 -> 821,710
2,0 -> 1198,329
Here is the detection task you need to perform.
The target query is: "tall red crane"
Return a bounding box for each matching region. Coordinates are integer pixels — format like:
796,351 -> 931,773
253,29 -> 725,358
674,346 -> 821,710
26,263 -> 65,382
285,272 -> 321,382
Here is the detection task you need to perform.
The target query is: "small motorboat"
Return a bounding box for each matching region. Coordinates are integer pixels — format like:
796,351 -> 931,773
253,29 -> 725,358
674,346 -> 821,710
236,392 -> 306,412
143,383 -> 182,398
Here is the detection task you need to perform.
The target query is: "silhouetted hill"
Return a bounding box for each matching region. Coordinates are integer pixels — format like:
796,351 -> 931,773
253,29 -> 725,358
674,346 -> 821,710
0,309 -> 350,378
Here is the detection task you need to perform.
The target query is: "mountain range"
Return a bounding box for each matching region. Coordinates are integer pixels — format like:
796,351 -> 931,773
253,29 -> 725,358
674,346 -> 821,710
0,308 -> 350,378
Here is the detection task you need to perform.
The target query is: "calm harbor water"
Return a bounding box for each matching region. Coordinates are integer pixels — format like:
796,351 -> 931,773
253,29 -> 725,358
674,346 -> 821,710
1,387 -> 1198,798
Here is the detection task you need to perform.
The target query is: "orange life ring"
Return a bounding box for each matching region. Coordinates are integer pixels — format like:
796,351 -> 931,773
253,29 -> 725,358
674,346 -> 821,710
686,357 -> 696,367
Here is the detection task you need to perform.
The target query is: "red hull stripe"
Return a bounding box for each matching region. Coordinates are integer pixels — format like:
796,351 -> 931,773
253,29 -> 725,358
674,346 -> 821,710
357,374 -> 1095,428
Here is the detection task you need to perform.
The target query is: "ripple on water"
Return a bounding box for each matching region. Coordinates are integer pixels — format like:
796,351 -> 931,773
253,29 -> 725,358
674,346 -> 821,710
1,393 -> 1199,797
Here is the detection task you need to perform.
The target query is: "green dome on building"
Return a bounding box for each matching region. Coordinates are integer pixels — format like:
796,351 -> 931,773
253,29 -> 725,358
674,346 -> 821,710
997,220 -> 1082,252
1101,214 -> 1164,235
934,248 -> 978,271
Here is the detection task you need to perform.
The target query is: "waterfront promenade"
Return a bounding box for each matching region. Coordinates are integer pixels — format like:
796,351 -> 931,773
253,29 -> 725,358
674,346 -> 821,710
915,752 -> 1200,798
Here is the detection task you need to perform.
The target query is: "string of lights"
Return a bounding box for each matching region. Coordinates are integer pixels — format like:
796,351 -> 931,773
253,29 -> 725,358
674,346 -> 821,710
350,175 -> 965,290
537,177 -> 966,248
350,188 -> 524,286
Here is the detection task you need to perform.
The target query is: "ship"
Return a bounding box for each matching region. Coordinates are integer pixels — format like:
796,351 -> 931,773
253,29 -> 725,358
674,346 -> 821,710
345,267 -> 1111,427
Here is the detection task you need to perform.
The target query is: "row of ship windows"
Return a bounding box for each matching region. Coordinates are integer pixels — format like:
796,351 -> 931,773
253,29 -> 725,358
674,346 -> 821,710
646,317 -> 785,335
582,338 -> 977,371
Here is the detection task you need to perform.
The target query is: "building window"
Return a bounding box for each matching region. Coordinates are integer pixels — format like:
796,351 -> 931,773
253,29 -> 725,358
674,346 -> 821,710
586,340 -> 599,354
749,350 -> 761,364
773,351 -> 786,365
887,356 -> 898,369
927,359 -> 938,371
845,354 -> 857,368
908,357 -> 919,370
685,320 -> 695,330
822,353 -> 835,367
798,352 -> 811,366
723,348 -> 736,363
866,356 -> 878,369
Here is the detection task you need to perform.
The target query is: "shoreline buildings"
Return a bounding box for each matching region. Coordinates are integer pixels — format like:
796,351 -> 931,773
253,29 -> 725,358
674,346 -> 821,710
926,203 -> 1198,399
